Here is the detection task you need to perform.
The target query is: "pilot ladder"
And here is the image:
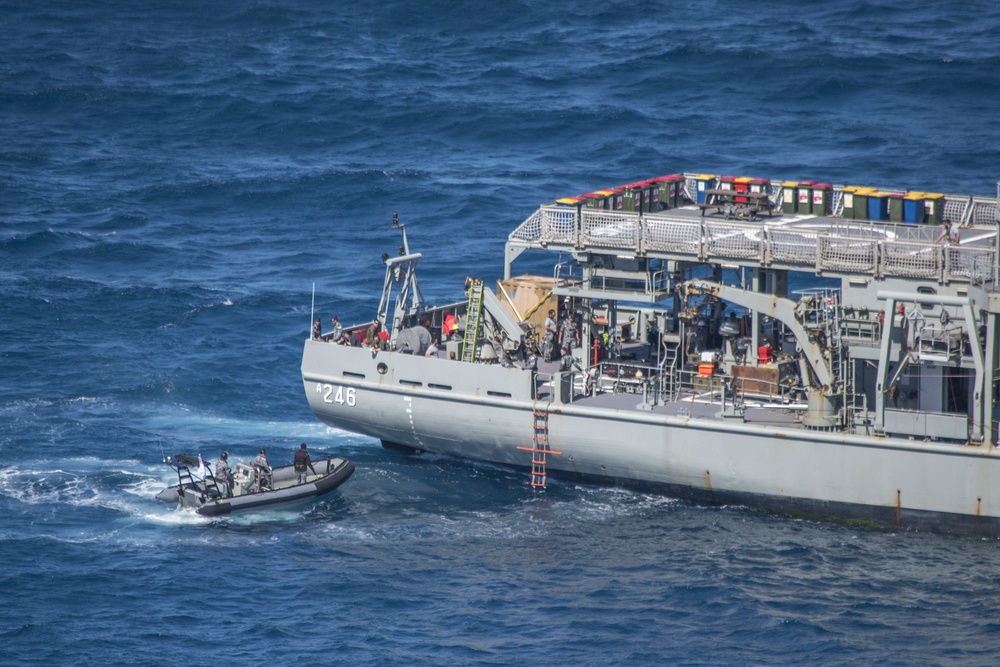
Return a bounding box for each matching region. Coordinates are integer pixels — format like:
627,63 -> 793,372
516,406 -> 561,488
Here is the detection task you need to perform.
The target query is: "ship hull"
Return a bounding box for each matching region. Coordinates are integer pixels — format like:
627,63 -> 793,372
303,341 -> 1000,536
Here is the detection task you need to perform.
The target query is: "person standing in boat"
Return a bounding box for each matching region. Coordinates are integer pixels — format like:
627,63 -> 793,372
252,448 -> 271,490
312,316 -> 323,341
215,452 -> 233,497
935,218 -> 960,244
294,443 -> 317,484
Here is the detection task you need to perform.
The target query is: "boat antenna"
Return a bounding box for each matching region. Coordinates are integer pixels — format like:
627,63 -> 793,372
310,282 -> 316,330
393,211 -> 410,255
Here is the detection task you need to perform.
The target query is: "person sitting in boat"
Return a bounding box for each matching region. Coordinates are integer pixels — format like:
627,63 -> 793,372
215,452 -> 233,497
294,443 -> 317,484
253,448 -> 271,491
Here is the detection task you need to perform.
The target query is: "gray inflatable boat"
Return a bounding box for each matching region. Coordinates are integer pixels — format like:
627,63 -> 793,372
156,452 -> 354,516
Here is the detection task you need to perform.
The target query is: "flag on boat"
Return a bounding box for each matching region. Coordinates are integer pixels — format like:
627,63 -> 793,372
197,454 -> 210,480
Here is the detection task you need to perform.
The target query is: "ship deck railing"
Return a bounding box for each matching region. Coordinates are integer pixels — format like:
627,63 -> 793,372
546,355 -> 801,410
509,202 -> 998,285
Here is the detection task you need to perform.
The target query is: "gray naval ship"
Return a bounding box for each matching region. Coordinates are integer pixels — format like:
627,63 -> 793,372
302,175 -> 1000,535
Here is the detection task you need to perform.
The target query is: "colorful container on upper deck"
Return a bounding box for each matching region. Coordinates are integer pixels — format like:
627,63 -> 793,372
718,176 -> 736,191
796,181 -> 815,214
607,187 -> 624,211
749,178 -> 770,195
734,177 -> 752,203
641,180 -> 660,211
694,174 -> 716,204
582,190 -> 610,209
556,196 -> 583,207
923,193 -> 945,226
867,191 -> 888,221
621,182 -> 644,212
810,183 -> 832,215
851,187 -> 873,219
781,181 -> 799,214
840,186 -> 858,218
903,192 -> 925,223
887,193 -> 905,223
659,174 -> 687,208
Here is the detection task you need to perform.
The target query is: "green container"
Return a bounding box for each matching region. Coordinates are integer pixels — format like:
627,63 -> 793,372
667,175 -> 686,207
852,188 -> 873,220
654,175 -> 682,209
923,193 -> 945,226
888,194 -> 905,222
796,181 -> 815,214
621,183 -> 642,212
840,186 -> 857,218
582,191 -> 609,209
811,182 -> 832,215
781,181 -> 799,214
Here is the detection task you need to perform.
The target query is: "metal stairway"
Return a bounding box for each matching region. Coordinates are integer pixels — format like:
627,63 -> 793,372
516,404 -> 561,488
461,278 -> 484,363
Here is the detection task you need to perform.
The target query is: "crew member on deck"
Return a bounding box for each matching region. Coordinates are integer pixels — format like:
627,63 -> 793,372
935,218 -> 960,245
365,318 -> 385,350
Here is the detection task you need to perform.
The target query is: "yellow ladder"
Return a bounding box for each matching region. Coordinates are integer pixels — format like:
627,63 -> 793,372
516,406 -> 561,488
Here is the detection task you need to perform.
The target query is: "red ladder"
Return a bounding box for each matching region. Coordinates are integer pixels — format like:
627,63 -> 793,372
516,407 -> 561,488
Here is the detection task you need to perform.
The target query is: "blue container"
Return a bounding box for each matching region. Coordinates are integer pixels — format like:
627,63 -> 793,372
694,174 -> 716,204
903,193 -> 924,223
867,192 -> 888,221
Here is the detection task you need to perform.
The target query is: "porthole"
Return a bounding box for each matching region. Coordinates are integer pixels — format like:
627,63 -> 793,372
376,362 -> 388,375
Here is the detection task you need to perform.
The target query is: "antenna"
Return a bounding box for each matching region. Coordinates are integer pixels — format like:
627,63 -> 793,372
311,282 -> 316,330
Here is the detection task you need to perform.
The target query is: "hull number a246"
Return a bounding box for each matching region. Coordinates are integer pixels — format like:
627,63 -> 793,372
317,383 -> 356,406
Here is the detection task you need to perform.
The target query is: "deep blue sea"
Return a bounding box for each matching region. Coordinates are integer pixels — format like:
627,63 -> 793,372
3,1 -> 1000,664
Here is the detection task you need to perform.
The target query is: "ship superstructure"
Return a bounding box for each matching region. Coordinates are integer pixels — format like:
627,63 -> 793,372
302,175 -> 1000,535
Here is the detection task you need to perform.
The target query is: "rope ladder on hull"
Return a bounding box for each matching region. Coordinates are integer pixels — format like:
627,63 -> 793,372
516,404 -> 561,488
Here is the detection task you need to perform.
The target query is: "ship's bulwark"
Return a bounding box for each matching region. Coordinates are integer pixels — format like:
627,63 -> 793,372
303,341 -> 1000,536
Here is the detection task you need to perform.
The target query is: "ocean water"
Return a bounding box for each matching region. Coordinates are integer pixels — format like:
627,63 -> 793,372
3,1 -> 1000,664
